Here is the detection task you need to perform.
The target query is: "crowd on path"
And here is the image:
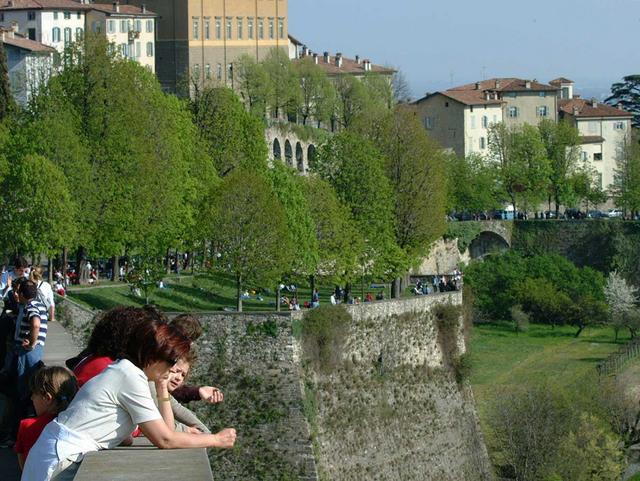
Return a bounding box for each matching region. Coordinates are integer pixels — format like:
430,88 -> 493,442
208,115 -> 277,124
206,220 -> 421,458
0,257 -> 236,481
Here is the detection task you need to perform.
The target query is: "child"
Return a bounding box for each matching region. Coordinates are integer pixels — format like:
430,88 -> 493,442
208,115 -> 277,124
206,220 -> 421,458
15,366 -> 78,469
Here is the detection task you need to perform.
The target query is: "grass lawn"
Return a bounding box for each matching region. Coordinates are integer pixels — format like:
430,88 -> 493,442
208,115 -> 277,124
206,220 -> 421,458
66,272 -> 394,312
468,321 -> 629,428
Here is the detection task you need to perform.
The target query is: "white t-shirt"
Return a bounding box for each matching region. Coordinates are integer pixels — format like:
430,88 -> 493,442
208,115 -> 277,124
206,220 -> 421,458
57,359 -> 161,449
37,281 -> 55,310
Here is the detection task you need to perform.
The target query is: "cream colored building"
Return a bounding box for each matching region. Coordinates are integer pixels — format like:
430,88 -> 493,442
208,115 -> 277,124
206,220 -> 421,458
559,93 -> 633,193
87,3 -> 156,71
122,0 -> 289,94
414,78 -> 558,156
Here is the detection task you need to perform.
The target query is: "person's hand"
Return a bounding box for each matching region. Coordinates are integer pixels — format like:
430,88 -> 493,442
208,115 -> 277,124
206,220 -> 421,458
187,426 -> 203,434
199,386 -> 224,404
21,339 -> 33,350
155,373 -> 170,395
6,275 -> 12,288
214,428 -> 236,449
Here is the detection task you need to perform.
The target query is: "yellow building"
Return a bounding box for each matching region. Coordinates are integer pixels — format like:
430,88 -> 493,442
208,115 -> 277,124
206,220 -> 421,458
123,0 -> 288,94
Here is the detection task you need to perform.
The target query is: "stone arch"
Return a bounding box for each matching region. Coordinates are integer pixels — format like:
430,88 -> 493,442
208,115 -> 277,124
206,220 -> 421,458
295,142 -> 304,172
469,231 -> 510,259
273,138 -> 282,161
307,144 -> 317,170
284,139 -> 293,167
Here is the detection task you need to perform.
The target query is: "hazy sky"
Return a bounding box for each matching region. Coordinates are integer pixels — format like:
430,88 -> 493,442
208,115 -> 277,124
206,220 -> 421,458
289,0 -> 639,99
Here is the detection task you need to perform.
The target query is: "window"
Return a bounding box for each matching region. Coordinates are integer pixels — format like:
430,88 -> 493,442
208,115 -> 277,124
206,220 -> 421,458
423,117 -> 433,130
53,12 -> 58,20
205,64 -> 211,79
192,17 -> 199,39
28,11 -> 36,20
480,137 -> 486,149
539,91 -> 546,97
215,17 -> 221,39
445,101 -> 449,107
227,63 -> 233,81
470,106 -> 474,113
192,64 -> 200,79
28,28 -> 36,40
504,92 -> 516,98
237,17 -> 243,39
75,27 -> 83,40
52,27 -> 61,42
108,20 -> 116,33
135,41 -> 141,58
508,106 -> 519,118
588,121 -> 598,133
470,116 -> 476,128
63,11 -> 71,20
216,63 -> 222,80
77,11 -> 81,20
581,151 -> 588,161
268,17 -> 274,39
247,17 -> 254,39
278,17 -> 284,39
614,121 -> 626,130
226,17 -> 232,38
63,27 -> 72,44
146,20 -> 153,33
537,106 -> 548,117
146,41 -> 153,57
493,115 -> 497,123
120,43 -> 128,58
92,21 -> 102,33
594,153 -> 603,161
597,173 -> 603,189
258,18 -> 264,39
204,17 -> 210,39
135,20 -> 142,32
481,116 -> 488,128
120,20 -> 128,33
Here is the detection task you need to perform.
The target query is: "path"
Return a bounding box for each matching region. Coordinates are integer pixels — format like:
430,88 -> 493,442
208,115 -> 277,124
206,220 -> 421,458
0,321 -> 79,481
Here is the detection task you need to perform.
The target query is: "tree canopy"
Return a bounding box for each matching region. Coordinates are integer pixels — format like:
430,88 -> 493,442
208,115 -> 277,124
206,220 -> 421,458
606,74 -> 640,128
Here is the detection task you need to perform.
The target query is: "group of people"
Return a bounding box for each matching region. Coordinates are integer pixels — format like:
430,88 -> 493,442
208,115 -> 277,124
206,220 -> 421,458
0,257 -> 236,481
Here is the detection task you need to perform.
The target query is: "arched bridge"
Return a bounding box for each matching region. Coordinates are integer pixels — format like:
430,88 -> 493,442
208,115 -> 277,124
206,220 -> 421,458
467,221 -> 512,259
265,125 -> 318,175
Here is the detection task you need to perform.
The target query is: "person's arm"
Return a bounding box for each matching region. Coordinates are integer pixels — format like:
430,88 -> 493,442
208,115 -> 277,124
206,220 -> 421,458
171,397 -> 210,434
197,386 -> 224,404
138,419 -> 235,449
150,380 -> 175,431
22,315 -> 40,349
171,384 -> 201,403
17,453 -> 25,470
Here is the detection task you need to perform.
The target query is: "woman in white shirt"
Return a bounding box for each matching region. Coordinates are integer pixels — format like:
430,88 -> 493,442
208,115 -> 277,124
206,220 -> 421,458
22,309 -> 236,481
29,267 -> 55,323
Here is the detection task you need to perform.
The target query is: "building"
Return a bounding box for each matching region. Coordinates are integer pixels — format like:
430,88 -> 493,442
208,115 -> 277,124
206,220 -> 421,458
0,0 -> 156,70
122,0 -> 290,94
414,77 -> 559,157
86,2 -> 156,71
292,48 -> 395,81
2,27 -> 55,105
557,79 -> 633,192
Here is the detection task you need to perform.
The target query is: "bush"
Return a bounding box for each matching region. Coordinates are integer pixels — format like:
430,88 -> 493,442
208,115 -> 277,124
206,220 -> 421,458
301,305 -> 352,372
510,305 -> 529,334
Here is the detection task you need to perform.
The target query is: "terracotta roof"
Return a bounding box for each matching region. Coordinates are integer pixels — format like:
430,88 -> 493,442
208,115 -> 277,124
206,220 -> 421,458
1,32 -> 55,52
294,53 -> 394,76
580,135 -> 605,144
89,3 -> 156,16
288,34 -> 303,46
559,98 -> 632,118
413,90 -> 504,106
450,77 -> 558,93
549,77 -> 574,86
0,0 -> 87,10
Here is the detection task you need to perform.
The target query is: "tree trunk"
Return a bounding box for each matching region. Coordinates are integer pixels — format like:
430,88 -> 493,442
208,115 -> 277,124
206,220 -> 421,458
344,283 -> 351,303
236,273 -> 243,312
62,247 -> 68,283
76,247 -> 87,285
47,258 -> 53,283
165,248 -> 171,275
554,193 -> 560,219
276,286 -> 281,312
202,240 -> 208,270
112,256 -> 119,282
391,278 -> 401,298
309,275 -> 316,304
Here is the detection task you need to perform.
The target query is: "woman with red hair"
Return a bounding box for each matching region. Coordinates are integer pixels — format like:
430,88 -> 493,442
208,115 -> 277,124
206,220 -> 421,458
22,307 -> 236,481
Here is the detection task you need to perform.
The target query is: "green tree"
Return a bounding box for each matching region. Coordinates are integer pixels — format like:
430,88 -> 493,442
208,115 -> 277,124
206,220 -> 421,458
262,48 -> 301,119
538,119 -> 581,217
191,86 -> 268,177
445,153 -> 499,214
209,168 -> 290,311
606,74 -> 640,128
362,72 -> 394,110
488,122 -> 551,214
333,75 -> 370,129
611,132 -> 640,216
570,165 -> 608,212
0,42 -> 14,120
0,153 -> 76,257
293,57 -> 335,126
234,54 -> 271,118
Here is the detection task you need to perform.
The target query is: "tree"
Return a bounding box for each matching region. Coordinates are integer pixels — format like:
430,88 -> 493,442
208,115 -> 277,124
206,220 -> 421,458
191,86 -> 268,177
445,153 -> 499,214
606,75 -> 640,128
391,70 -> 412,104
538,119 -> 581,217
611,133 -> 640,217
571,165 -> 608,212
604,270 -> 639,340
262,48 -> 301,119
293,57 -> 335,126
0,42 -> 15,120
362,72 -> 394,110
234,54 -> 271,118
333,75 -> 370,129
208,169 -> 290,312
488,122 -> 550,214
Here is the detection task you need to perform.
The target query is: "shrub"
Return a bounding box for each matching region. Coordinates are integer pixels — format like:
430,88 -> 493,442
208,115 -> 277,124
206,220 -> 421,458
452,352 -> 472,383
301,305 -> 351,372
510,305 -> 529,334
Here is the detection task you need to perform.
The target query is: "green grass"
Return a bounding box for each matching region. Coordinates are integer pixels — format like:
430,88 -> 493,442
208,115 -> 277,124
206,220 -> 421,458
468,321 -> 628,425
67,272 -> 394,312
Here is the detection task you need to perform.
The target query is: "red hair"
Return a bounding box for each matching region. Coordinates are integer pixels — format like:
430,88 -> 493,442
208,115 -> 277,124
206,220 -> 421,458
124,317 -> 191,368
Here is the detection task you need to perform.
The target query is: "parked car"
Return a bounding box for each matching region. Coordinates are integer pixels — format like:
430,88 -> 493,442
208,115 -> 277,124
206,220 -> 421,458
607,209 -> 624,218
564,208 -> 585,219
587,210 -> 607,218
543,210 -> 557,219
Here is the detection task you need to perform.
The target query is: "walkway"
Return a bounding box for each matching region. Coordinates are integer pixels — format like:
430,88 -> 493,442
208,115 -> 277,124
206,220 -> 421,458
0,321 -> 79,481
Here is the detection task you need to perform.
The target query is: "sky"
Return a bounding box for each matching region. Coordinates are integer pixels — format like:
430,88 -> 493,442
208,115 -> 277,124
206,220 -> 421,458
289,0 -> 640,100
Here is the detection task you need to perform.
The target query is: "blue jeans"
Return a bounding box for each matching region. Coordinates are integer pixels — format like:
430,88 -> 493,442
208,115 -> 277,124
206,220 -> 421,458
15,344 -> 43,401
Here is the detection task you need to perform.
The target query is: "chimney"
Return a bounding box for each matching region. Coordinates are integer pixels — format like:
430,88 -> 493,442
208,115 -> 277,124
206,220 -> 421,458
591,98 -> 598,108
323,51 -> 330,63
313,53 -> 318,65
302,45 -> 309,57
10,21 -> 18,33
141,4 -> 146,13
485,91 -> 490,100
335,52 -> 342,68
525,80 -> 531,89
572,105 -> 580,116
495,79 -> 501,89
113,1 -> 119,13
364,60 -> 371,72
355,54 -> 361,64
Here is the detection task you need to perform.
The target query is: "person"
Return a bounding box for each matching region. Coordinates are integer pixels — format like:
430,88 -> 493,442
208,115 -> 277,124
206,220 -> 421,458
312,289 -> 320,308
15,366 -> 78,469
1,257 -> 29,298
29,266 -> 56,324
329,293 -> 337,305
376,290 -> 385,301
23,310 -> 236,481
